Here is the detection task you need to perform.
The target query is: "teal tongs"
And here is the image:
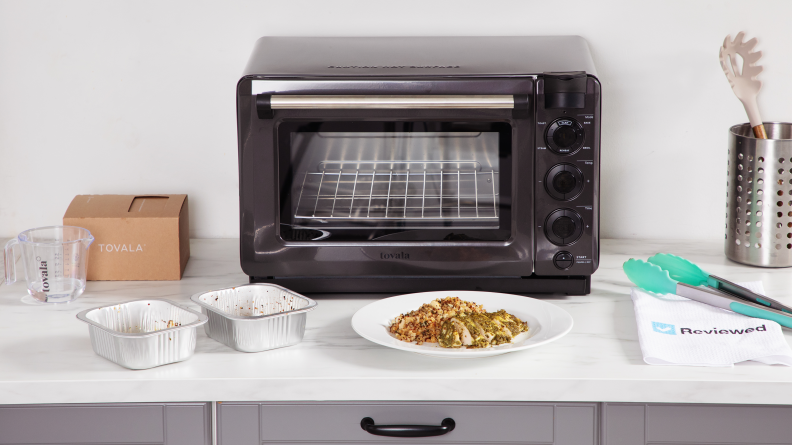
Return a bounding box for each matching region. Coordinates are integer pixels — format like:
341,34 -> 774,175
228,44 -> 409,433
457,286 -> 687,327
623,253 -> 792,329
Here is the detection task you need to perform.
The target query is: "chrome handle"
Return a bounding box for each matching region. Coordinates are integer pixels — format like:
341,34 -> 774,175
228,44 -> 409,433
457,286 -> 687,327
269,95 -> 514,109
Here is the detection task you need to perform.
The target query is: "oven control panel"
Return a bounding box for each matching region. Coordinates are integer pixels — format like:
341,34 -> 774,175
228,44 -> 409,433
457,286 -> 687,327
534,73 -> 600,276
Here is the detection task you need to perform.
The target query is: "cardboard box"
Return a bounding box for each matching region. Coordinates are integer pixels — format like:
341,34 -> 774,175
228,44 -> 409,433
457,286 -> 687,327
63,195 -> 190,280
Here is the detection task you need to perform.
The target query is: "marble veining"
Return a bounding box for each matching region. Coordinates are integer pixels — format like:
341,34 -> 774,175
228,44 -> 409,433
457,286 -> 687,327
1,239 -> 792,405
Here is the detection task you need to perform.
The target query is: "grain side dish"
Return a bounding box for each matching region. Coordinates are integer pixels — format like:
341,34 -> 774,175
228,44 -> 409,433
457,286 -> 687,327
389,297 -> 528,348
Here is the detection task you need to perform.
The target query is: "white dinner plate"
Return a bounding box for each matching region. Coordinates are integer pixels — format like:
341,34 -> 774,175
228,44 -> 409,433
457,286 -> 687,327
351,291 -> 574,358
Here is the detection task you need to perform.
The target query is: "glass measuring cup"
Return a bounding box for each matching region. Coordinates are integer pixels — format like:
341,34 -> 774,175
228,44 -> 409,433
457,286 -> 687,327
4,226 -> 94,303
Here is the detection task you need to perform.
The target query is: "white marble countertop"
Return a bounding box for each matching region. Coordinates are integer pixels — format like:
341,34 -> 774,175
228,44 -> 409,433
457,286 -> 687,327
1,239 -> 792,406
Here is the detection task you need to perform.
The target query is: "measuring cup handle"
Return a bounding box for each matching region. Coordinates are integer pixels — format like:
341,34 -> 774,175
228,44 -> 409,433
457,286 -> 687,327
4,238 -> 19,285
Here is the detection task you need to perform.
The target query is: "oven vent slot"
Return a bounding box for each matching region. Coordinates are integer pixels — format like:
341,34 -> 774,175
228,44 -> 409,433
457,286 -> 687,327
293,168 -> 499,221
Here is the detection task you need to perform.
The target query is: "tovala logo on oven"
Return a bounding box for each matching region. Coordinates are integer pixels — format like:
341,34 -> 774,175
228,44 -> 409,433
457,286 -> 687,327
380,252 -> 410,260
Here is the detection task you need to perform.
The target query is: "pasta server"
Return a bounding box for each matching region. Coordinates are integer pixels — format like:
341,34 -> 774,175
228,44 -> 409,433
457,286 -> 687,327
647,253 -> 792,314
623,258 -> 792,329
719,32 -> 767,139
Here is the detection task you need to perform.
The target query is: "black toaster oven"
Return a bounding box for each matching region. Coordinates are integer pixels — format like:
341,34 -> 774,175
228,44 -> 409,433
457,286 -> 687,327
236,36 -> 600,294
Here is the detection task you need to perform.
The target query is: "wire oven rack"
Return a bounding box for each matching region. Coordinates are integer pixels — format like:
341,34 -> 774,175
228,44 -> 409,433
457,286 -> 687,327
293,166 -> 500,221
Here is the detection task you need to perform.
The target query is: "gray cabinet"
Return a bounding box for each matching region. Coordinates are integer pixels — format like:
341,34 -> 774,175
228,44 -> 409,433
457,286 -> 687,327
8,400 -> 792,445
603,403 -> 792,445
217,402 -> 598,445
0,402 -> 211,445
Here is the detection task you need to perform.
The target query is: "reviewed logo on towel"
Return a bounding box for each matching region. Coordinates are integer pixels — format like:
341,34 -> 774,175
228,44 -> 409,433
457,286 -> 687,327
652,321 -> 676,335
680,325 -> 767,335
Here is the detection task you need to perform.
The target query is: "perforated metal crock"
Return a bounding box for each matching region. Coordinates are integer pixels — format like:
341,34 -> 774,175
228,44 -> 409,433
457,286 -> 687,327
726,122 -> 792,267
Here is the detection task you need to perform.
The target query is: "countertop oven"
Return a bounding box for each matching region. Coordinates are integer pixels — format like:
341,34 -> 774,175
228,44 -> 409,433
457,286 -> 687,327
237,37 -> 601,294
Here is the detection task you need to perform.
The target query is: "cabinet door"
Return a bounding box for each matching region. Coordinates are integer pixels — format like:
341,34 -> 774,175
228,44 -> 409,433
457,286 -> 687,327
217,401 -> 597,445
603,403 -> 792,445
0,402 -> 211,445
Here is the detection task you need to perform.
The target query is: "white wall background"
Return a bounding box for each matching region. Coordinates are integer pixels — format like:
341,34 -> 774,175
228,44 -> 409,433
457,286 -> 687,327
1,0 -> 791,239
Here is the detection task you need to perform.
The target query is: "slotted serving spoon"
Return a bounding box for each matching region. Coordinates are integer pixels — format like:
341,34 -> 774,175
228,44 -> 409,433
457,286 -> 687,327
719,32 -> 767,139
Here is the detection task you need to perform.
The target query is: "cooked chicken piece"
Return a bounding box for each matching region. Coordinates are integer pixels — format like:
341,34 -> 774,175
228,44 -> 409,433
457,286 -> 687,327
438,311 -> 528,349
471,313 -> 513,345
439,317 -> 472,348
457,315 -> 492,348
488,310 -> 528,336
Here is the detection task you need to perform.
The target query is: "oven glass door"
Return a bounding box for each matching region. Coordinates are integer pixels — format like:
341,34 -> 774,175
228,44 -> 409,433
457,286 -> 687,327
278,121 -> 512,242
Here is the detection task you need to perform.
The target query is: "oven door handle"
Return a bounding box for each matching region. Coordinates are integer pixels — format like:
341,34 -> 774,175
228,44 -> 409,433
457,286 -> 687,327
360,417 -> 456,437
265,95 -> 515,109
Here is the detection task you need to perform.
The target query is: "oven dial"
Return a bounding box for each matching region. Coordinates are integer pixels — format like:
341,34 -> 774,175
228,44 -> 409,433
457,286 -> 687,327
545,118 -> 585,155
545,163 -> 584,201
544,209 -> 584,246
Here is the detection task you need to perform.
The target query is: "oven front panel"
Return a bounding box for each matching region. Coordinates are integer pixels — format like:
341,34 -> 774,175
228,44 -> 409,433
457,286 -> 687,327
533,76 -> 601,276
238,79 -> 535,278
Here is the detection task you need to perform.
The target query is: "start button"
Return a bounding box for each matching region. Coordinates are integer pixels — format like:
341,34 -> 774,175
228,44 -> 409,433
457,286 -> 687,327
553,251 -> 575,270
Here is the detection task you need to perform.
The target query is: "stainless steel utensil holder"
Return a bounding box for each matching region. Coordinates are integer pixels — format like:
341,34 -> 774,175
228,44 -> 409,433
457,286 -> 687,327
726,122 -> 792,267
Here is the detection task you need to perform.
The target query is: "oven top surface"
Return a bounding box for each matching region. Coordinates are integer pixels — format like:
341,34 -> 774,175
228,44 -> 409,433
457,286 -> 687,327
242,36 -> 597,79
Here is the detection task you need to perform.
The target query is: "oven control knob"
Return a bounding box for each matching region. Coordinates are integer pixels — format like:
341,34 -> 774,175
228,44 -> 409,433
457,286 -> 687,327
553,251 -> 575,270
545,118 -> 585,155
544,209 -> 584,246
545,163 -> 584,200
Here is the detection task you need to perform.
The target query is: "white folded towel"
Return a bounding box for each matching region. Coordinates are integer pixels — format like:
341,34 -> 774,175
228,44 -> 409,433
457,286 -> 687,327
631,281 -> 792,366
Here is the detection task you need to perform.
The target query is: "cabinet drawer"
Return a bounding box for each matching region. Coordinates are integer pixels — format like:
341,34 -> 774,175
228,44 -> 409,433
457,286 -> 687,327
647,404 -> 792,444
0,404 -> 163,444
604,403 -> 792,445
218,402 -> 597,445
0,402 -> 211,445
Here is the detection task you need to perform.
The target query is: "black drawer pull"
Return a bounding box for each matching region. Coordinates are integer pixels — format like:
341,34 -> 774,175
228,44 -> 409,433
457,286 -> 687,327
360,417 -> 455,437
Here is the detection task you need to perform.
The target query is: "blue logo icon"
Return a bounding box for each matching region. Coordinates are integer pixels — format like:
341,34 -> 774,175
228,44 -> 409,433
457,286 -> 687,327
652,322 -> 676,335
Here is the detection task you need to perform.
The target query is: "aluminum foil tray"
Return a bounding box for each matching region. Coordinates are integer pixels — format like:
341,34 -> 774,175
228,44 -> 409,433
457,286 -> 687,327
76,299 -> 208,370
190,284 -> 317,353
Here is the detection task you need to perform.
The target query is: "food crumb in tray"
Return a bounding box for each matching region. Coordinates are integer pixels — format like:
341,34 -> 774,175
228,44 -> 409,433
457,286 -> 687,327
389,297 -> 528,349
122,320 -> 182,334
206,293 -> 298,317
